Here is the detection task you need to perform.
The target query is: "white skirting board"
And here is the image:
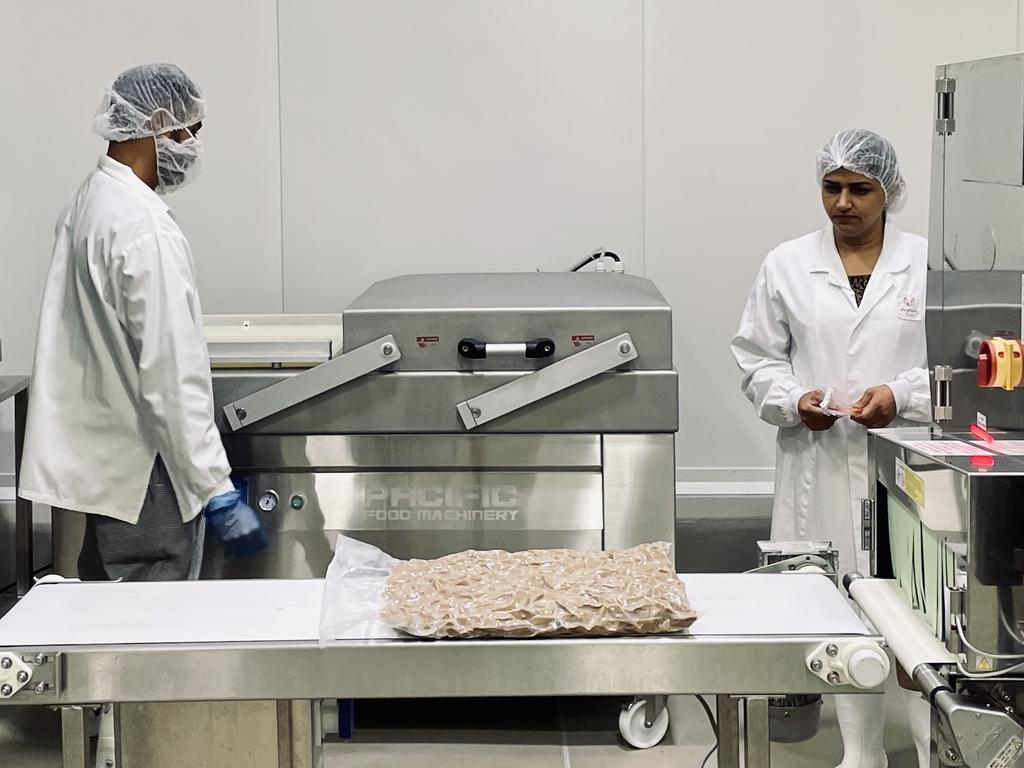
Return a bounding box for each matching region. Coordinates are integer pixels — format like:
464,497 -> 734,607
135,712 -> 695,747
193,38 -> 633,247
676,481 -> 774,496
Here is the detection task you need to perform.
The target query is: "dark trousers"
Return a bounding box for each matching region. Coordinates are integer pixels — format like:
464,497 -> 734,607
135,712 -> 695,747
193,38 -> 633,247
76,456 -> 203,582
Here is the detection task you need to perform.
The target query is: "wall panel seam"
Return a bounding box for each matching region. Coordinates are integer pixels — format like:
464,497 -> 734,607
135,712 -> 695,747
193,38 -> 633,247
640,0 -> 647,277
276,0 -> 286,313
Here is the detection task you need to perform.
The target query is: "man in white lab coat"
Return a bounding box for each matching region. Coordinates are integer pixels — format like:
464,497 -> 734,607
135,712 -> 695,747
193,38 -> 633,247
19,63 -> 268,585
731,129 -> 932,768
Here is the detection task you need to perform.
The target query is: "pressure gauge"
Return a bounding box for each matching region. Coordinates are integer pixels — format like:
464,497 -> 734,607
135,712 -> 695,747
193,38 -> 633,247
257,490 -> 279,513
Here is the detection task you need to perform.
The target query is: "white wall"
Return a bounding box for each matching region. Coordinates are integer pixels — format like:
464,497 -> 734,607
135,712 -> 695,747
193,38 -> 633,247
645,0 -> 1020,479
278,0 -> 644,309
0,0 -> 283,376
0,1 -> 1019,481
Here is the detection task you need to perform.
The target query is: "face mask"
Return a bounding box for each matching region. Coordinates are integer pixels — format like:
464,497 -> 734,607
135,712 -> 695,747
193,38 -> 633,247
154,132 -> 204,195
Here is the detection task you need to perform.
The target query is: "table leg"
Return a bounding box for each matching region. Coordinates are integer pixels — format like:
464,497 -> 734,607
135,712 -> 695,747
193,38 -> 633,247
744,697 -> 771,768
14,387 -> 32,597
61,707 -> 90,768
278,699 -> 319,768
717,695 -> 741,768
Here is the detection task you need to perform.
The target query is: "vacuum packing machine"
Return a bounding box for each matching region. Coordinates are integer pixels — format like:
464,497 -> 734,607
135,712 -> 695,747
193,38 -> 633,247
197,271 -> 679,578
50,272 -> 677,578
853,53 -> 1024,768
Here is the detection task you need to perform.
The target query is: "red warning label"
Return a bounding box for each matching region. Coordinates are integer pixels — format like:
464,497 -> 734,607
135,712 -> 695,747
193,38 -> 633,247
571,334 -> 596,348
416,335 -> 440,348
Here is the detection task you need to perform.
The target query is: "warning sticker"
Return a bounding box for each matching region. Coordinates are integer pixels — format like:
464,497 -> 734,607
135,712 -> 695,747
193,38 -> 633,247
988,736 -> 1022,768
895,458 -> 925,507
571,334 -> 596,348
416,336 -> 440,348
977,656 -> 993,671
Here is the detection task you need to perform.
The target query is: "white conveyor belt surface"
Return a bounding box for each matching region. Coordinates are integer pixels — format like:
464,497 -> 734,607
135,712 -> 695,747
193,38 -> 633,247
0,573 -> 869,647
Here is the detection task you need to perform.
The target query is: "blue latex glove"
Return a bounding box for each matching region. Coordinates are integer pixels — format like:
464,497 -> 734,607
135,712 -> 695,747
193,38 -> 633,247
204,489 -> 270,558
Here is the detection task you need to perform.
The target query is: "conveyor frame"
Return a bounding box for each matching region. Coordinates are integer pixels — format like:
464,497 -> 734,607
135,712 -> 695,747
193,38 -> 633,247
0,574 -> 887,768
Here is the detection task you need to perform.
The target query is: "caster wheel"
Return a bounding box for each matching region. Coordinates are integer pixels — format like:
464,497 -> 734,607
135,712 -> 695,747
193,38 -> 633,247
618,699 -> 669,749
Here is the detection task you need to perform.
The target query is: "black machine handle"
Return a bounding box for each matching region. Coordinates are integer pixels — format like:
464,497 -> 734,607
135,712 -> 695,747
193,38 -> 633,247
458,338 -> 556,360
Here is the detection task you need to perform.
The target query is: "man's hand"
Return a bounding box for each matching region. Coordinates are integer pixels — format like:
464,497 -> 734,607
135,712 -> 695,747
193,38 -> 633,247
851,385 -> 897,428
798,390 -> 839,431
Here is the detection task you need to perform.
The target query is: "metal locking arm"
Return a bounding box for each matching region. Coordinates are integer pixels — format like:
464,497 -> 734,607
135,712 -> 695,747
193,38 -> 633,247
456,333 -> 637,430
223,336 -> 401,431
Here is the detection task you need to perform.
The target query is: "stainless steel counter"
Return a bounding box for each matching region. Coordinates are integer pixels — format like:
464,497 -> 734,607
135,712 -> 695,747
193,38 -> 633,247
0,376 -> 31,596
0,574 -> 883,768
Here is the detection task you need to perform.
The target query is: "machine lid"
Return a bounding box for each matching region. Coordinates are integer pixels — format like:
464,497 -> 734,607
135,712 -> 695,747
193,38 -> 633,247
344,273 -> 669,314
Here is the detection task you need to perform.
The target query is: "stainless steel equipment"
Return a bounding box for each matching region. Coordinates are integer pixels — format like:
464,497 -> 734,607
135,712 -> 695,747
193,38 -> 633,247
751,541 -> 840,744
856,53 -> 1024,768
0,336 -> 33,596
0,574 -> 888,768
753,541 -> 839,581
201,272 -> 677,577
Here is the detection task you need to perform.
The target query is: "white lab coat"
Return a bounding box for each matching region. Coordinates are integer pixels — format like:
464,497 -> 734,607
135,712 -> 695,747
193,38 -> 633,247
731,225 -> 931,578
19,156 -> 233,524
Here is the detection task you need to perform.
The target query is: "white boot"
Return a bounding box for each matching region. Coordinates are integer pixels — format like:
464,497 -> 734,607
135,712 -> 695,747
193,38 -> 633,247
834,694 -> 888,768
95,703 -> 115,768
903,688 -> 932,768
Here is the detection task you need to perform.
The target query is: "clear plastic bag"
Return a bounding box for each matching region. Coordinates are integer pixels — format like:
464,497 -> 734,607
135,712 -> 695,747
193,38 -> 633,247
320,537 -> 697,644
319,536 -> 402,645
819,387 -> 861,418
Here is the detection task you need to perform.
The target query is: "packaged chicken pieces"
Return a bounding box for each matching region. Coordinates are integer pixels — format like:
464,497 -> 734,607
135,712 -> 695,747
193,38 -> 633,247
381,542 -> 697,639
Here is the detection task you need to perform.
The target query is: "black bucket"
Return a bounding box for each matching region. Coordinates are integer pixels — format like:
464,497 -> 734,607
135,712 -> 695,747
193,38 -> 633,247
768,694 -> 822,743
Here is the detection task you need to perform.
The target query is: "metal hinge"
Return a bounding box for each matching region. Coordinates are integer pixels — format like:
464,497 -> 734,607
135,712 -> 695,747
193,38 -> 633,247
933,365 -> 953,422
860,498 -> 874,552
936,77 -> 956,135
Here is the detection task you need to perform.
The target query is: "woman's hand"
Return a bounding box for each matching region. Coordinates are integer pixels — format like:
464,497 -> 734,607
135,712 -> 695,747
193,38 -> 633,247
798,390 -> 839,431
851,385 -> 897,428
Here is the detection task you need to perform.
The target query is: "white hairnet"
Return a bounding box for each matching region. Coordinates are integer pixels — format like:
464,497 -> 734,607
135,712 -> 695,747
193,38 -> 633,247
816,129 -> 906,214
93,63 -> 206,141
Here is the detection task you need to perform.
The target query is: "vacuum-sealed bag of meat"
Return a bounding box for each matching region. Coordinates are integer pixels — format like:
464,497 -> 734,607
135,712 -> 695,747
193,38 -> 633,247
383,542 -> 697,639
319,537 -> 696,644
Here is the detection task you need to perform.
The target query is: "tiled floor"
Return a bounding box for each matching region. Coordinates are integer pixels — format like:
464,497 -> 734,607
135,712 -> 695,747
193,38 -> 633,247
0,685 -> 920,767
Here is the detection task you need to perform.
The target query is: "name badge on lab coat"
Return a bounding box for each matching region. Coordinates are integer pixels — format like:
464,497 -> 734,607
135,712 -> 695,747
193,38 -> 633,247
898,294 -> 922,321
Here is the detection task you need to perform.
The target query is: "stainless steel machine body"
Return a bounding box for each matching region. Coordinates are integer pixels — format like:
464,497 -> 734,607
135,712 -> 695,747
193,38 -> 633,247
200,272 -> 677,577
867,432 -> 1024,668
856,53 -> 1024,768
0,336 -> 33,597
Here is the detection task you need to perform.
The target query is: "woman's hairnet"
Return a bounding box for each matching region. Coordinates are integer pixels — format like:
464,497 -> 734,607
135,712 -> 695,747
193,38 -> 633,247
816,129 -> 906,214
93,63 -> 206,141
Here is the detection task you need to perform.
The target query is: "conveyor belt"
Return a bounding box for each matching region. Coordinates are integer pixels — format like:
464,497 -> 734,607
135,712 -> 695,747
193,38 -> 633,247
0,572 -> 884,768
0,573 -> 867,647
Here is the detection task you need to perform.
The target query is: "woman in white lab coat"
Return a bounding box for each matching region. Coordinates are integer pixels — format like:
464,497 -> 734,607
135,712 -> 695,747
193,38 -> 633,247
731,129 -> 932,768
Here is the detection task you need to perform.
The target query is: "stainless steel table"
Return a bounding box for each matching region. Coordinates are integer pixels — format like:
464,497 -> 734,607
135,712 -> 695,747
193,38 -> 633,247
0,375 -> 30,596
0,574 -> 886,768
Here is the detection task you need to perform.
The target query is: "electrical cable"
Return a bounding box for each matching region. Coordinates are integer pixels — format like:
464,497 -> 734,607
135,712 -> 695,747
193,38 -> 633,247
954,614 -> 1024,678
957,656 -> 1024,679
694,695 -> 718,768
955,615 -> 1024,661
568,248 -> 621,272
